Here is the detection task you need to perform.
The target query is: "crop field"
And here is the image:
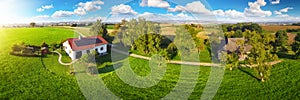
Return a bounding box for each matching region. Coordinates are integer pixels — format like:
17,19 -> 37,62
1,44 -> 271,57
0,27 -> 299,99
262,25 -> 300,32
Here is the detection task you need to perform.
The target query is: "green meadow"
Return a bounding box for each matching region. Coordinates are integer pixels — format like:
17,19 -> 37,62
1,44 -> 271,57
0,27 -> 299,99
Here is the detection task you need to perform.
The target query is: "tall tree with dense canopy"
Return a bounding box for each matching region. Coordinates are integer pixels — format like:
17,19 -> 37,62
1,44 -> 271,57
292,33 -> 300,59
244,31 -> 277,82
30,22 -> 36,27
90,19 -> 108,38
117,18 -> 160,48
274,30 -> 288,53
174,27 -> 197,57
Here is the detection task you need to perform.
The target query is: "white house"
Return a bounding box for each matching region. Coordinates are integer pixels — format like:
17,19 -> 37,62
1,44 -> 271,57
63,36 -> 108,60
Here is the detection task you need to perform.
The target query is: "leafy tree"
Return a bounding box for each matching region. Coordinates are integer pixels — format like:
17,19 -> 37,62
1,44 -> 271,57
184,24 -> 205,51
90,19 -> 108,38
275,30 -> 288,53
51,42 -> 58,51
118,17 -> 160,48
41,42 -> 49,48
292,33 -> 300,59
220,51 -> 239,71
244,31 -> 277,82
30,22 -> 36,27
174,27 -> 196,57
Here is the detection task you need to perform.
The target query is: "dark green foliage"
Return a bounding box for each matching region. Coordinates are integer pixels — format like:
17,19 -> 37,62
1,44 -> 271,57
292,33 -> 300,59
174,27 -> 197,57
132,34 -> 175,60
222,23 -> 263,38
41,42 -> 49,48
286,28 -> 300,32
90,19 -> 113,43
291,23 -> 300,26
117,18 -> 160,48
275,30 -> 288,53
30,22 -> 36,27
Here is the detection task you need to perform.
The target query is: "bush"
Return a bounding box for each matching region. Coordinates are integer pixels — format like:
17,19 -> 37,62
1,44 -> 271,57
10,52 -> 40,57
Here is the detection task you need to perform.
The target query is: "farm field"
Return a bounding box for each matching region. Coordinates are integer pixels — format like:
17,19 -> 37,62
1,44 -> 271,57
261,25 -> 300,33
0,27 -> 299,99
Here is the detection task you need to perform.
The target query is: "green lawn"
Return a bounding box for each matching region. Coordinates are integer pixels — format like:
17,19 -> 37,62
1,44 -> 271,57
0,28 -> 299,99
0,28 -> 84,99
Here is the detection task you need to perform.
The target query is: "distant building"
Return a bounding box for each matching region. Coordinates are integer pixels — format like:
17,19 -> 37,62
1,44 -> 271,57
63,36 -> 108,60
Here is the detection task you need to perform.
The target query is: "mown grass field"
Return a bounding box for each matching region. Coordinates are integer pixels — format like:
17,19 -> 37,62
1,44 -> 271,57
0,27 -> 299,99
0,28 -> 84,99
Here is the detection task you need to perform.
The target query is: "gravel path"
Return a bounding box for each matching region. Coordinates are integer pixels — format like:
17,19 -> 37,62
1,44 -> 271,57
52,51 -> 78,66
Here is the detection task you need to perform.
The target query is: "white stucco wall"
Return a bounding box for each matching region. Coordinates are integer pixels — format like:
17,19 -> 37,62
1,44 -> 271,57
63,41 -> 108,60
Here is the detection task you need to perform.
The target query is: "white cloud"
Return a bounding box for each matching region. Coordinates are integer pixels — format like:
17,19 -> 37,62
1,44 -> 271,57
168,1 -> 211,14
270,0 -> 280,4
73,0 -> 104,16
279,7 -> 293,13
32,15 -> 50,19
111,4 -> 137,15
276,14 -> 289,17
51,10 -> 74,18
274,7 -> 293,15
77,0 -> 104,11
37,4 -> 54,12
140,0 -> 170,8
213,9 -> 245,18
138,12 -> 193,21
244,0 -> 272,17
74,7 -> 87,16
274,11 -> 282,15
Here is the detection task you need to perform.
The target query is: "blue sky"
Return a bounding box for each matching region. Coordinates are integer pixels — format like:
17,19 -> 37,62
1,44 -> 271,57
0,0 -> 299,24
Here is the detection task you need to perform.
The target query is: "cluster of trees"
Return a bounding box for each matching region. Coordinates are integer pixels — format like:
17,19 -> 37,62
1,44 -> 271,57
272,30 -> 300,59
291,23 -> 300,26
184,24 -> 205,52
292,33 -> 300,59
222,23 -> 263,38
116,18 -> 177,60
286,28 -> 300,32
89,20 -> 114,43
274,30 -> 288,53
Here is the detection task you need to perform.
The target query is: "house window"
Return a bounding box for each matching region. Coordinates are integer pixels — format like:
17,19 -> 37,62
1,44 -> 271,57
100,47 -> 104,51
87,50 -> 90,54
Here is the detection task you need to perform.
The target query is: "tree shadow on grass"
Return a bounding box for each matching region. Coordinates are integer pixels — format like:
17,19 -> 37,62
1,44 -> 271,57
98,62 -> 123,74
238,67 -> 260,81
277,52 -> 295,59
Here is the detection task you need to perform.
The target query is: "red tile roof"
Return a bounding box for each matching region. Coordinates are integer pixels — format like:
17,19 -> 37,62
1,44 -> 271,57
66,36 -> 108,51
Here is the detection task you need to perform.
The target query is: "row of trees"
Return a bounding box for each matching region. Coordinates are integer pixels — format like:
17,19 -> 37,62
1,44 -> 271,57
222,23 -> 263,38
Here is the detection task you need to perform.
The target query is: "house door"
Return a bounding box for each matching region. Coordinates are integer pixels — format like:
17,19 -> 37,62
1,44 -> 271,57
76,51 -> 82,59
